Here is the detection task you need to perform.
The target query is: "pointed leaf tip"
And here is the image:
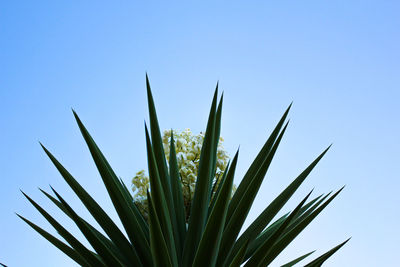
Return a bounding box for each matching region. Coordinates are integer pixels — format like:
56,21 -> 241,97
318,144 -> 332,158
146,74 -> 152,91
285,102 -> 293,113
39,143 -> 51,154
338,185 -> 346,193
214,82 -> 219,96
72,109 -> 81,124
283,120 -> 290,129
71,108 -> 78,116
144,124 -> 150,138
235,147 -> 240,156
49,185 -> 58,196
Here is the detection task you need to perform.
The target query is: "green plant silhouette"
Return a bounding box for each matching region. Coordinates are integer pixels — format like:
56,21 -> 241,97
19,75 -> 349,266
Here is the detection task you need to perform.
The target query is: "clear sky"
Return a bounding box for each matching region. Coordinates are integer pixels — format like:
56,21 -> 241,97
1,1 -> 399,266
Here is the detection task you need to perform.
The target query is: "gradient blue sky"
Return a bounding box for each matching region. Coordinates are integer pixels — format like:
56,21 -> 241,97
1,1 -> 399,266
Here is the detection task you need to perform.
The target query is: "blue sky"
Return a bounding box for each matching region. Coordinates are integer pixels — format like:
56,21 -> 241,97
1,1 -> 399,266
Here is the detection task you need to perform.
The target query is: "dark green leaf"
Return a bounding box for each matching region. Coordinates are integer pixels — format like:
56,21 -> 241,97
304,238 -> 350,267
244,194 -> 326,262
217,121 -> 289,266
146,75 -> 176,237
208,160 -> 231,217
147,191 -> 173,267
227,240 -> 250,267
39,188 -> 134,266
259,186 -> 345,266
208,91 -> 223,202
145,125 -> 178,266
51,187 -> 124,267
245,190 -> 313,267
281,250 -> 315,267
72,111 -> 152,265
193,150 -> 239,267
227,146 -> 330,264
182,86 -> 219,266
17,213 -> 90,266
40,144 -> 141,266
169,130 -> 186,260
244,214 -> 288,261
120,177 -> 134,202
227,104 -> 291,218
284,193 -> 331,234
20,191 -> 104,266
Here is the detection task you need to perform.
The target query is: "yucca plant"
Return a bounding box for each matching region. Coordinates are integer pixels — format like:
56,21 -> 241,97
19,75 -> 349,266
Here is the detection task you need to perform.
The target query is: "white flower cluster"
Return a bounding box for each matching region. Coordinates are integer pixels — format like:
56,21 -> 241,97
162,129 -> 229,199
131,129 -> 230,220
131,170 -> 149,201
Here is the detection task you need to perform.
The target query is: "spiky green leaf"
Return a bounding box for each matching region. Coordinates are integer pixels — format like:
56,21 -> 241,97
259,187 -> 345,266
169,130 -> 186,259
217,121 -> 288,266
20,191 -> 104,266
193,150 -> 239,267
227,240 -> 250,267
227,146 -> 330,264
17,214 -> 89,266
304,238 -> 350,267
147,191 -> 173,267
245,190 -> 313,267
182,86 -> 219,266
51,187 -> 124,267
72,111 -> 151,265
281,250 -> 315,267
40,144 -> 141,266
208,160 -> 231,217
146,75 -> 176,233
39,188 -> 134,266
227,104 -> 291,217
208,91 -> 223,201
145,125 -> 178,266
244,193 -> 324,262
